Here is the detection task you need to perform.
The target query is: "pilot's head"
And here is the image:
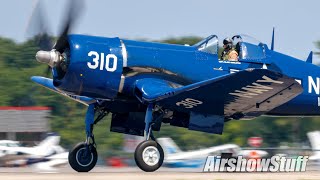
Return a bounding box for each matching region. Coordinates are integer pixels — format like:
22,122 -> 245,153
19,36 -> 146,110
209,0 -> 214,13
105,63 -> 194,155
223,38 -> 233,50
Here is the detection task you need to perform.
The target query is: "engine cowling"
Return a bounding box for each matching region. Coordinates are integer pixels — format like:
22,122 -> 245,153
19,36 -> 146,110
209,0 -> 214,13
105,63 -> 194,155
53,35 -> 124,99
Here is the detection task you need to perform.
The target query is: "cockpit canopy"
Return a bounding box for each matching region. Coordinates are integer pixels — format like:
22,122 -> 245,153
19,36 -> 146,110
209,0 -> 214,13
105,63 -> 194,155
194,34 -> 269,62
194,35 -> 219,54
232,35 -> 267,60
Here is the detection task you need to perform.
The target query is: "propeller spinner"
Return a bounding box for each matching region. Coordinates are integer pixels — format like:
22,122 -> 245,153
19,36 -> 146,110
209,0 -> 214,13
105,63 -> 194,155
35,50 -> 63,67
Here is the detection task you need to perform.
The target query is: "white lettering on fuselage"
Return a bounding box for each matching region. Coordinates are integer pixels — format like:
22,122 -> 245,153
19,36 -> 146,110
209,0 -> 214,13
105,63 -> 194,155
87,51 -> 118,72
307,76 -> 320,107
308,76 -> 320,95
229,76 -> 283,98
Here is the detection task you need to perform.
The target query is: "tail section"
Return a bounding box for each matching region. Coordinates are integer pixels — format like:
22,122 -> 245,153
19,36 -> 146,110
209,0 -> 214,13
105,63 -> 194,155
306,51 -> 313,64
307,131 -> 320,160
36,133 -> 61,156
37,133 -> 60,148
157,137 -> 182,155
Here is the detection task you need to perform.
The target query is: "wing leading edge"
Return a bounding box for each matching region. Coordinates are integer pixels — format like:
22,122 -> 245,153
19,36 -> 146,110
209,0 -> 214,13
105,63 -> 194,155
31,76 -> 96,106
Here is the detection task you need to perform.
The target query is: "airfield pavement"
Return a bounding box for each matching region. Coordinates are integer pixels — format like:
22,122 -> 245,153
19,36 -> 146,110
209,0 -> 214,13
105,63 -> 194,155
0,166 -> 320,180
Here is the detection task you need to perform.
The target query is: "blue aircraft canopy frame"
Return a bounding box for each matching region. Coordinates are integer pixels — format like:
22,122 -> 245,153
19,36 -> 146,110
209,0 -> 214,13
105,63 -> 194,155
193,35 -> 217,47
193,35 -> 219,55
232,34 -> 267,62
232,34 -> 263,46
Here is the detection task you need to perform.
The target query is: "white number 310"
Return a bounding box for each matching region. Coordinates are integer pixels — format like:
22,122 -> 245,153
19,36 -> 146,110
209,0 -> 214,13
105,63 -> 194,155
87,51 -> 118,72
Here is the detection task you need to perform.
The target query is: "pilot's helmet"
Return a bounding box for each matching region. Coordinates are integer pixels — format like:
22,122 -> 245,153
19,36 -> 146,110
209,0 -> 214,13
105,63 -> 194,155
223,38 -> 233,49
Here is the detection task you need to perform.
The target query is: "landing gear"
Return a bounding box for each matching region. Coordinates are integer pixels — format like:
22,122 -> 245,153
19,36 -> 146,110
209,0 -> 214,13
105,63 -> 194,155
135,140 -> 164,172
68,104 -> 108,172
68,142 -> 97,172
134,104 -> 164,172
68,103 -> 165,172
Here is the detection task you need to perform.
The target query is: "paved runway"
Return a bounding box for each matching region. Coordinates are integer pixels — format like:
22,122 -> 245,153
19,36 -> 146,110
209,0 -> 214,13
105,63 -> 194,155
0,166 -> 319,180
0,172 -> 320,180
1,171 -> 320,180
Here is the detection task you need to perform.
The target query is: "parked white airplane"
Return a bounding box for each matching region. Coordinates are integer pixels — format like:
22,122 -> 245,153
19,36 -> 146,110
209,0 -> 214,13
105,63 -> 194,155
0,134 -> 68,169
157,137 -> 268,168
307,131 -> 320,161
0,135 -> 62,158
0,140 -> 21,148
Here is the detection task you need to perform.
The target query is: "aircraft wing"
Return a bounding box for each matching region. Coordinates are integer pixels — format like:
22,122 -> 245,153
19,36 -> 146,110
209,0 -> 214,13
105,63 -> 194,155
135,69 -> 303,119
31,76 -> 96,106
32,152 -> 69,171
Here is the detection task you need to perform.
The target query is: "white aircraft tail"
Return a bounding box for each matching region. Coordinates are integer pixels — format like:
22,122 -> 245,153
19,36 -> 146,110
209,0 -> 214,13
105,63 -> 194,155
157,137 -> 182,155
37,134 -> 60,148
307,131 -> 320,160
36,133 -> 61,156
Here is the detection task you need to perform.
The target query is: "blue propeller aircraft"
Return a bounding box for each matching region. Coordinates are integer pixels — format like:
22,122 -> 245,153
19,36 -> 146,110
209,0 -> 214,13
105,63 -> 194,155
29,1 -> 319,172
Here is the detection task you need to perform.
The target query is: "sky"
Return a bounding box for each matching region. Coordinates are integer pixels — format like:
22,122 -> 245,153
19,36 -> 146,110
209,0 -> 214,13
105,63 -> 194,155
1,0 -> 320,62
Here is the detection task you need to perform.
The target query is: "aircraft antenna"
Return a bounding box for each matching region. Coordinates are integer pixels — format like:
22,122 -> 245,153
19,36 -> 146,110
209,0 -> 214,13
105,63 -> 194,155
271,27 -> 275,51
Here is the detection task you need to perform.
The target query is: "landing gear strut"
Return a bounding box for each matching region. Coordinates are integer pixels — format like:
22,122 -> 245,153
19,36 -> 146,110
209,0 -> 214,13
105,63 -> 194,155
69,104 -> 108,172
134,104 -> 164,172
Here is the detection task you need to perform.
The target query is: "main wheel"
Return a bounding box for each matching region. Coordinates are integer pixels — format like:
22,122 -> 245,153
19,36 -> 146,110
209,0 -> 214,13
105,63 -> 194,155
68,142 -> 97,172
134,140 -> 164,172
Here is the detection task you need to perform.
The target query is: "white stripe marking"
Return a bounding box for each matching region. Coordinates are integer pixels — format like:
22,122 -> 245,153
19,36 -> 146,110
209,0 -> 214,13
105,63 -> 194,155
120,40 -> 128,67
119,75 -> 125,93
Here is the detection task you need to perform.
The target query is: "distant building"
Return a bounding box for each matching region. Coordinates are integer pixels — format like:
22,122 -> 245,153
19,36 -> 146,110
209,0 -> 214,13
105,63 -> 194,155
0,107 -> 51,143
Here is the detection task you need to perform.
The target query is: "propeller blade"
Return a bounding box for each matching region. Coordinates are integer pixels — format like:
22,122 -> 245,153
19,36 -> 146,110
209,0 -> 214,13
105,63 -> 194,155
26,0 -> 53,51
53,0 -> 84,53
45,65 -> 51,76
27,0 -> 84,77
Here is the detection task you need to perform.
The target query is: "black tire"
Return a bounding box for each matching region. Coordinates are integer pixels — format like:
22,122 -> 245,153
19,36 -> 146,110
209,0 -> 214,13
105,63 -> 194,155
68,142 -> 97,172
134,140 -> 164,172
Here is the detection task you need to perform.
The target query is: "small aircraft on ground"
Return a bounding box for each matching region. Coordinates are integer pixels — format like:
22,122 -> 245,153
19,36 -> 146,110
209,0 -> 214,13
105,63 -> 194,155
157,137 -> 268,168
28,0 -> 320,172
0,134 -> 67,169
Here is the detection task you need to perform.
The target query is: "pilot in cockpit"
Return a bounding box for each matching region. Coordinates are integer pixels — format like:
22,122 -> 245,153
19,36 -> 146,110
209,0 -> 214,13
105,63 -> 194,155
221,38 -> 238,61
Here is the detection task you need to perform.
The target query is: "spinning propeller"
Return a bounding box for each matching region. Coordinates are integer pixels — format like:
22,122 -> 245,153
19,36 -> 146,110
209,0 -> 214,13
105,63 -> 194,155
26,0 -> 84,75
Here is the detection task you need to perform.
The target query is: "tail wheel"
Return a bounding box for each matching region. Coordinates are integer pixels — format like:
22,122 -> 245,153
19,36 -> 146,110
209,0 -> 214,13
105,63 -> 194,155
134,140 -> 164,172
68,142 -> 97,172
